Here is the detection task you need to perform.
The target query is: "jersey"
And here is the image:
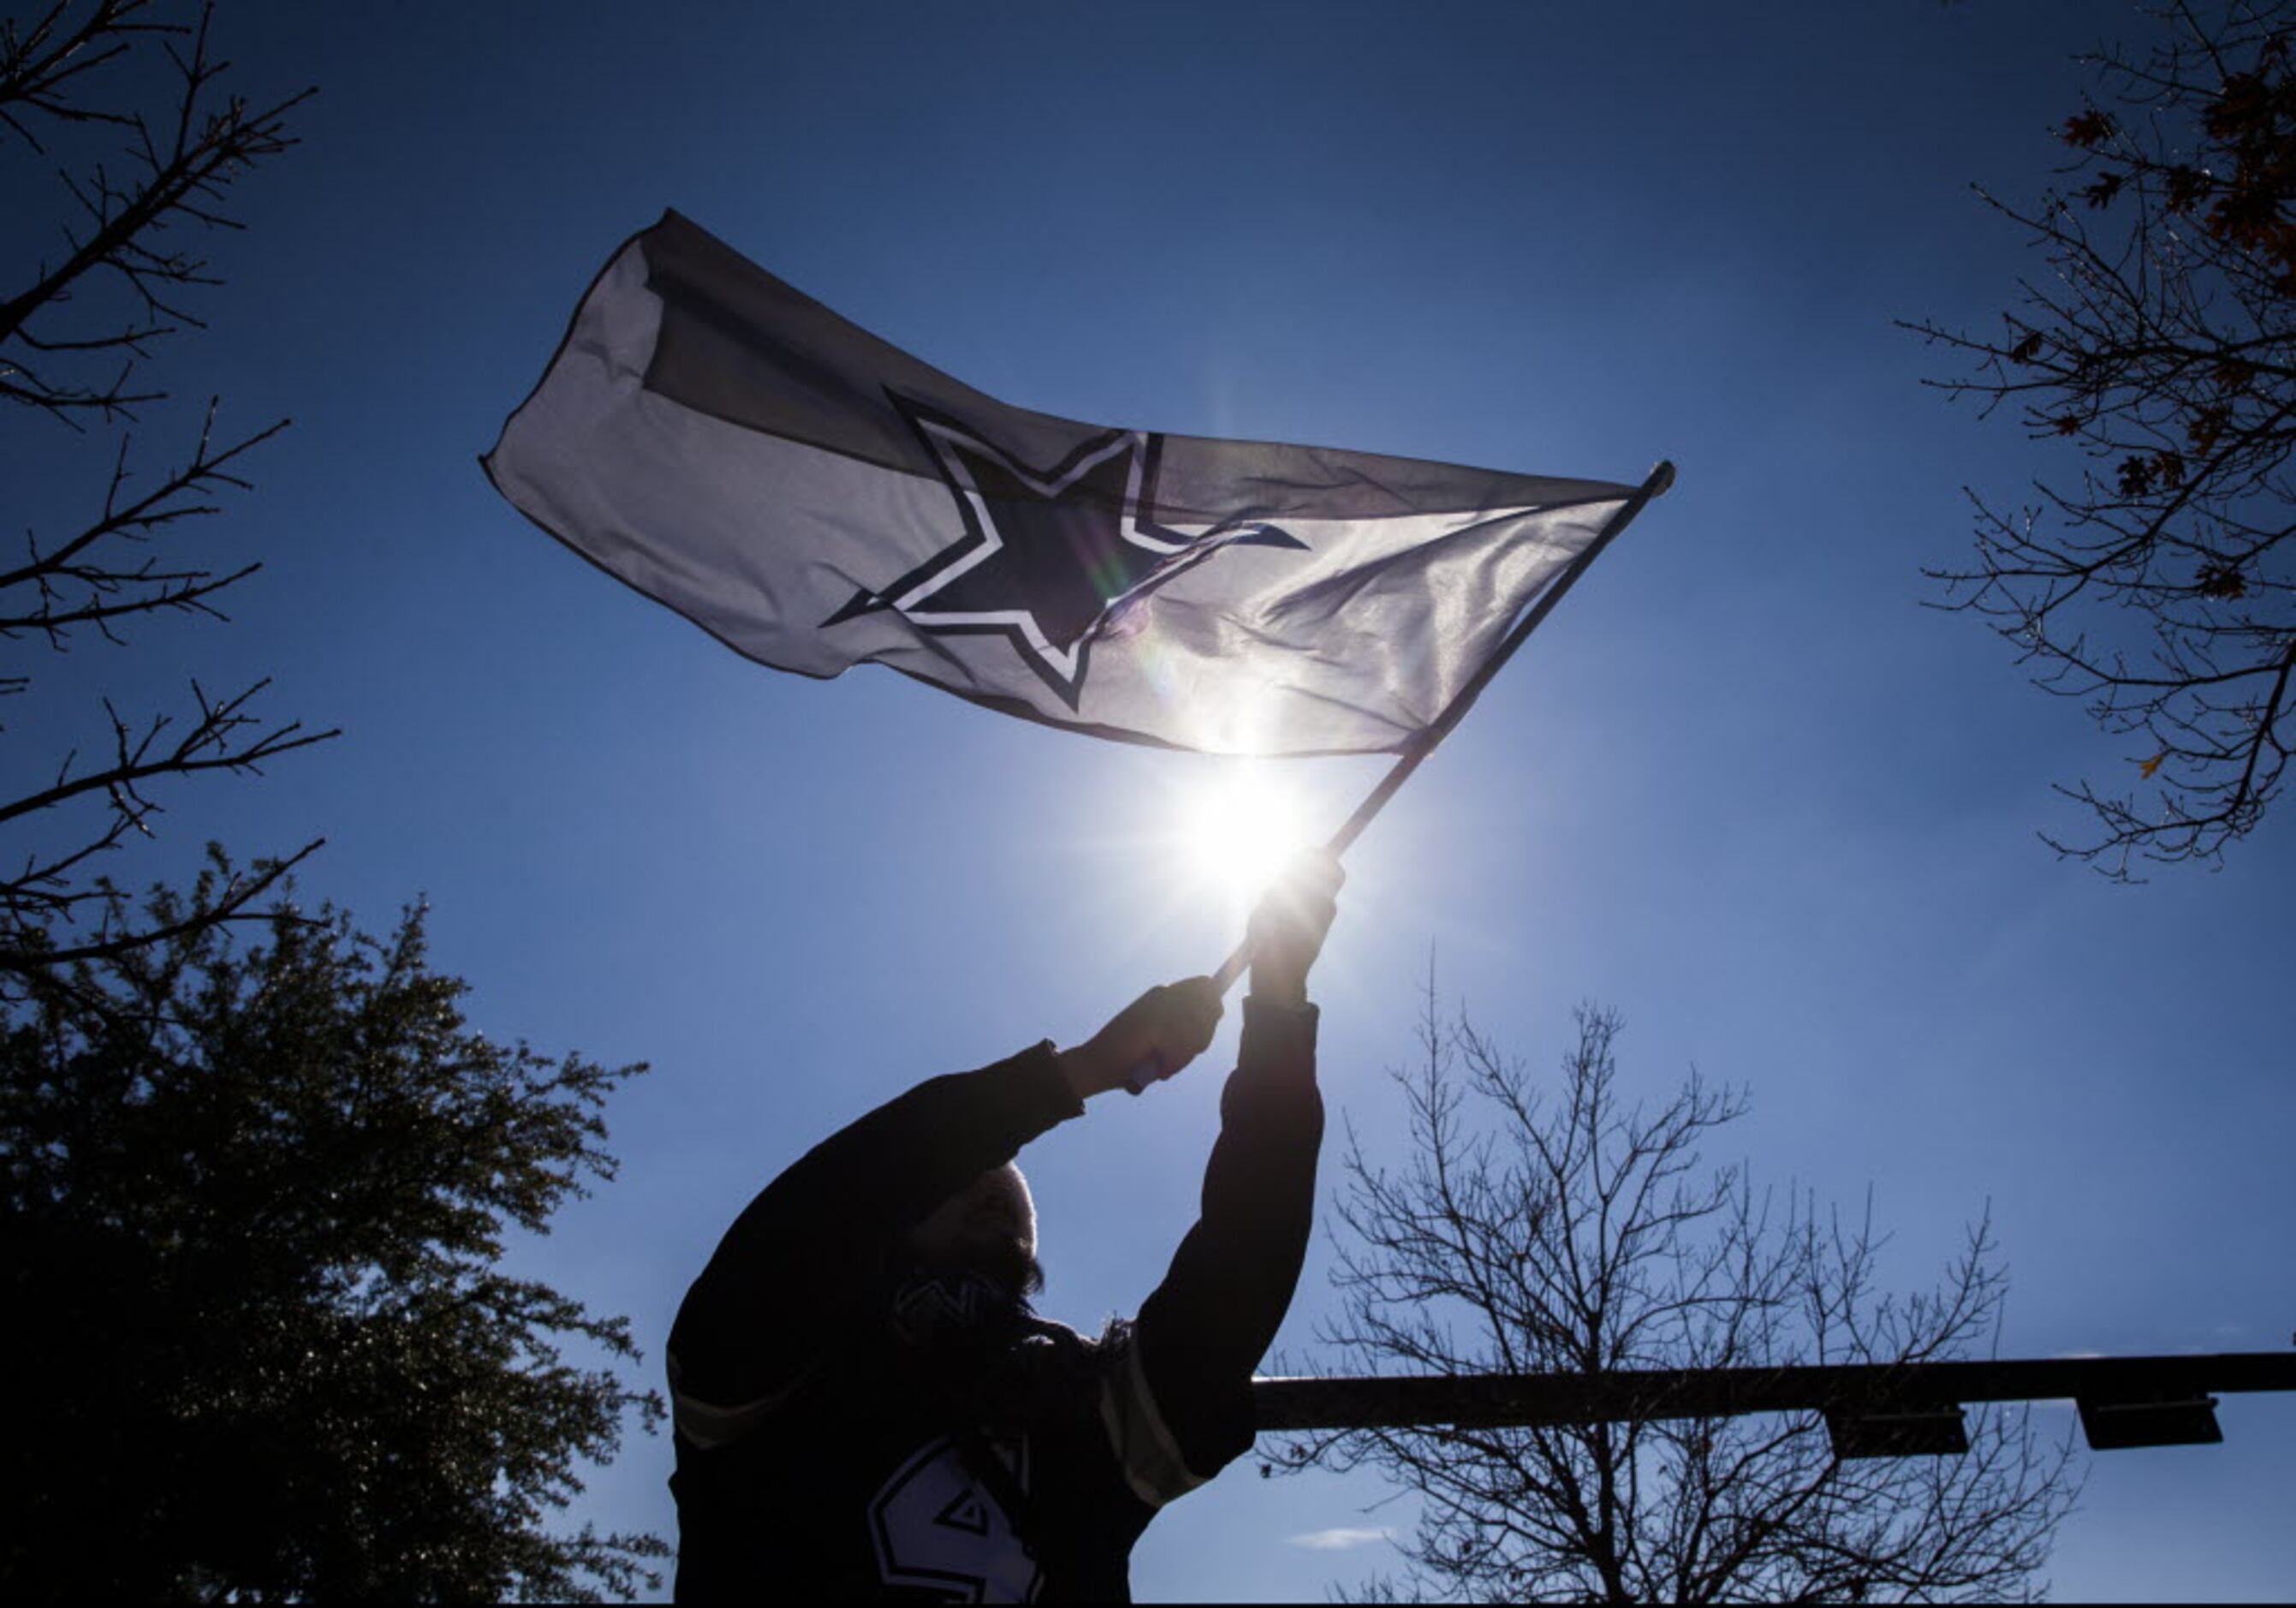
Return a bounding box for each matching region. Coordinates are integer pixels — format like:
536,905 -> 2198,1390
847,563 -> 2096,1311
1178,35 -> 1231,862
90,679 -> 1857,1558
665,999 -> 1322,1600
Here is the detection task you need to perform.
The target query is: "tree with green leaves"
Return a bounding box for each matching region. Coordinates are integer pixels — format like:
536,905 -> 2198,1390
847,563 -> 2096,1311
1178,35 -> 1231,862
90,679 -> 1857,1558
1,865 -> 668,1600
1275,994 -> 2078,1604
1908,0 -> 2296,877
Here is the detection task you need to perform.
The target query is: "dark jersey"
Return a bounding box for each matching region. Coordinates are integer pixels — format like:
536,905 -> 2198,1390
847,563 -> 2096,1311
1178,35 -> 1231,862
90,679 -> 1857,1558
666,999 -> 1322,1601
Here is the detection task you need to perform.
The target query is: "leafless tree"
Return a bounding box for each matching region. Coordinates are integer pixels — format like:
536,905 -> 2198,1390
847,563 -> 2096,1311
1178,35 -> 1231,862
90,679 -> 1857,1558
2,0 -> 326,985
1906,0 -> 2296,877
1272,992 -> 2079,1604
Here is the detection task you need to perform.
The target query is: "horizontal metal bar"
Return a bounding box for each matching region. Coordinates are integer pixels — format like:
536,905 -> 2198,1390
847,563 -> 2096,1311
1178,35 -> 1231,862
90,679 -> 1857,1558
1252,1351 -> 2296,1432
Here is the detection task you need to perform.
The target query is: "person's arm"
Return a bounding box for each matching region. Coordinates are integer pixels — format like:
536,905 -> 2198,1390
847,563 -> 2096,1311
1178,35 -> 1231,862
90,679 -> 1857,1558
667,1044 -> 1082,1439
669,984 -> 1228,1444
1102,857 -> 1341,1505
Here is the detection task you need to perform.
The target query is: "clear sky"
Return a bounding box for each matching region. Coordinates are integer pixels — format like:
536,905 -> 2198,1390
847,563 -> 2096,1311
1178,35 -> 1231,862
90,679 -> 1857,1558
11,0 -> 2292,1599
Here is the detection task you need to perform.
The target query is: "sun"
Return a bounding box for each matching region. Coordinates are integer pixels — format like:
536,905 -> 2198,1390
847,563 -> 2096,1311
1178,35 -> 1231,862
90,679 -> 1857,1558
1181,765 -> 1315,908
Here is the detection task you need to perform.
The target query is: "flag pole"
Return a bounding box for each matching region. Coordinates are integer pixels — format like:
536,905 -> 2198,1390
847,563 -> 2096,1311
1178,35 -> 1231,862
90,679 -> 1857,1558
1128,460 -> 1676,1091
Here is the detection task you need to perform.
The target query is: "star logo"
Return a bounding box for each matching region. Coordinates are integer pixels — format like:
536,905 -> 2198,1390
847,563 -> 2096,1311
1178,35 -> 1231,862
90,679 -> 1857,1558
826,394 -> 1306,708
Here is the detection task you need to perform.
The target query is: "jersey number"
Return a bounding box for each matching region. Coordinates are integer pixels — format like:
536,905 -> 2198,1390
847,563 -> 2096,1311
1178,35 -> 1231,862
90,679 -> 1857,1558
867,1434 -> 1039,1603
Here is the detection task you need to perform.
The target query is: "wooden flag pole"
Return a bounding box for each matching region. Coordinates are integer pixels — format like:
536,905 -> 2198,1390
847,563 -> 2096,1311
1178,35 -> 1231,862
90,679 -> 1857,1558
1128,460 -> 1677,1089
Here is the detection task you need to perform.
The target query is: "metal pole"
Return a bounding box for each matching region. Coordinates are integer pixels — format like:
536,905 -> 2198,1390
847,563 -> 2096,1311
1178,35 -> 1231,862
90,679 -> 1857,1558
1134,460 -> 1678,1069
1250,1349 -> 2296,1432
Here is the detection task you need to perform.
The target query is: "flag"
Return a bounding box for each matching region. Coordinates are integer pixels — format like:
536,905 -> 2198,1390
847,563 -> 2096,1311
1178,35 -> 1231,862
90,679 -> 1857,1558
484,211 -> 1641,756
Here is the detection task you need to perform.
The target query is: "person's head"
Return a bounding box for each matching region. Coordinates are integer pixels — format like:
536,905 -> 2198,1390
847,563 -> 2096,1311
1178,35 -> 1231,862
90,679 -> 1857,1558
903,1161 -> 1043,1295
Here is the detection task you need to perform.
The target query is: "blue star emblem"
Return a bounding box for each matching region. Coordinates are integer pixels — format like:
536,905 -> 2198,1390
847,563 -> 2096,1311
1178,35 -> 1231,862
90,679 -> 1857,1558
826,395 -> 1306,708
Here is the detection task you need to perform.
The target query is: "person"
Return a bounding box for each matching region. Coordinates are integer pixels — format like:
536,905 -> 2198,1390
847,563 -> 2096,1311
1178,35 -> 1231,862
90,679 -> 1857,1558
665,855 -> 1343,1601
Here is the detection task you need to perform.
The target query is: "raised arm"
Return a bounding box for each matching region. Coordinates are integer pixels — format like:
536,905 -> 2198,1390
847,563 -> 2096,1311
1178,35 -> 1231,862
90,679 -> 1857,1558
1110,856 -> 1342,1501
669,982 -> 1232,1435
668,1045 -> 1082,1422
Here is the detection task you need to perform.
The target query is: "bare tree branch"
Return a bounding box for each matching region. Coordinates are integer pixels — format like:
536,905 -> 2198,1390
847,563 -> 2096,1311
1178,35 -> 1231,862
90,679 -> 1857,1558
0,2 -> 163,152
2,406 -> 285,641
1275,990 -> 2080,1603
2,5 -> 312,359
0,837 -> 318,971
3,0 -> 324,986
1906,0 -> 2296,876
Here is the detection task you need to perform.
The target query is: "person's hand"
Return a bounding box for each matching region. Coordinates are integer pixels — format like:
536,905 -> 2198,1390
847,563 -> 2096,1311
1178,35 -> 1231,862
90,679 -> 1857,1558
1058,977 -> 1223,1099
1247,850 -> 1343,1009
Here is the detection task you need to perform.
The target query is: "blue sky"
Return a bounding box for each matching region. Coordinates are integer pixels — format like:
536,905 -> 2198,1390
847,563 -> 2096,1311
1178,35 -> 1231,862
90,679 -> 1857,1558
10,0 -> 2292,1599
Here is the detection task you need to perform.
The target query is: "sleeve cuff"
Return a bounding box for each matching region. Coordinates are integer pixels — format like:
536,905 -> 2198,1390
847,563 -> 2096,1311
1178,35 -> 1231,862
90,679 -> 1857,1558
1011,1038 -> 1086,1123
1241,996 -> 1319,1052
1098,1330 -> 1240,1508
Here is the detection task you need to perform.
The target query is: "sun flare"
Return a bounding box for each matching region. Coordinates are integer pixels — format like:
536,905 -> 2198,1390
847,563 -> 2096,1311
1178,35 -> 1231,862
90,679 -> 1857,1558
1181,765 -> 1314,907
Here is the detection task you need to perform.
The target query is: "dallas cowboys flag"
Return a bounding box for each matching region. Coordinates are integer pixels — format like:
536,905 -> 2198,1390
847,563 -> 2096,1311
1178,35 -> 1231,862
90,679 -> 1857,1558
485,211 -> 1641,755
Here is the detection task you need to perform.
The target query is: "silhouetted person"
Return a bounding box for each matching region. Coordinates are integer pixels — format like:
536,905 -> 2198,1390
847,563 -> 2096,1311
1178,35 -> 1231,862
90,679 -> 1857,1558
666,855 -> 1342,1600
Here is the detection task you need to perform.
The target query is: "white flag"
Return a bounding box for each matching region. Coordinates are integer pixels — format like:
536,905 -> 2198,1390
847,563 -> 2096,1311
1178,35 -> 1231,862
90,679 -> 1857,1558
485,211 -> 1640,755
